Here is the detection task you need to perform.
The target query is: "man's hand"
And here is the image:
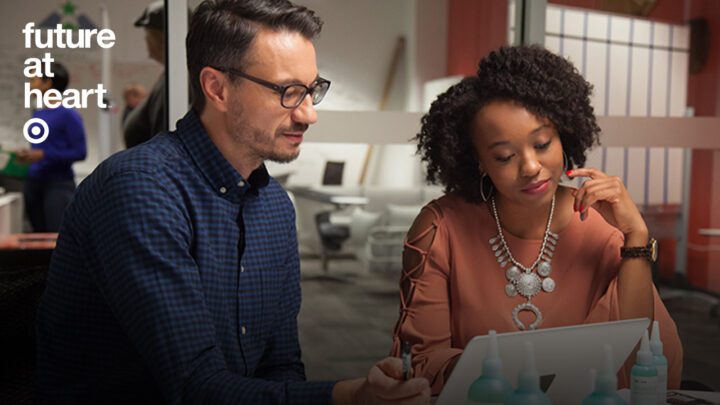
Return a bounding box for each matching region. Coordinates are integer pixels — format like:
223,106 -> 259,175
332,357 -> 430,404
15,149 -> 44,164
123,83 -> 148,109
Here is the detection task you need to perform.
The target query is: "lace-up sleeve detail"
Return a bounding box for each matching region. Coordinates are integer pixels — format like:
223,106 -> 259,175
390,202 -> 462,394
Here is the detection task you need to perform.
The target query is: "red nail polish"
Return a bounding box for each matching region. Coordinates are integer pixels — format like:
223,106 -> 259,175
579,205 -> 584,212
566,170 -> 573,176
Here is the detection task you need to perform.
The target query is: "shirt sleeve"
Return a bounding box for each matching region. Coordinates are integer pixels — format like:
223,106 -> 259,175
87,171 -> 334,405
41,109 -> 87,163
584,230 -> 684,389
391,204 -> 462,395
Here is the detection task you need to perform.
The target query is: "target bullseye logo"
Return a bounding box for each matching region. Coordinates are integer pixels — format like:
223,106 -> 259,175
23,118 -> 50,144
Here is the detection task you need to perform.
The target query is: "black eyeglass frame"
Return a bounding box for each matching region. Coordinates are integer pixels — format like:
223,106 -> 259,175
211,66 -> 331,109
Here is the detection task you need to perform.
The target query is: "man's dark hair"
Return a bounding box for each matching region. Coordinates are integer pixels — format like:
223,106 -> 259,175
415,45 -> 601,204
186,0 -> 323,113
44,62 -> 69,93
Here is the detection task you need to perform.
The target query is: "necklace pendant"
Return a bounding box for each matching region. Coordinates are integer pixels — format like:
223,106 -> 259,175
505,266 -> 521,281
516,273 -> 542,298
537,261 -> 552,277
489,235 -> 499,245
494,249 -> 503,257
512,302 -> 543,330
492,243 -> 501,252
542,277 -> 556,293
505,283 -> 518,297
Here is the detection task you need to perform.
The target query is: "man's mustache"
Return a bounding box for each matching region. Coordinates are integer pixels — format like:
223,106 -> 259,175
278,124 -> 309,134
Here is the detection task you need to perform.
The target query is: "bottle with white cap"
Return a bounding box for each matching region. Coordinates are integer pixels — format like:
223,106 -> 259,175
631,330 -> 658,405
650,321 -> 668,404
581,344 -> 627,405
467,330 -> 513,404
504,341 -> 551,405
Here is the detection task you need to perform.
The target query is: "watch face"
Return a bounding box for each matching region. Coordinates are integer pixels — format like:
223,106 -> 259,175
650,238 -> 658,262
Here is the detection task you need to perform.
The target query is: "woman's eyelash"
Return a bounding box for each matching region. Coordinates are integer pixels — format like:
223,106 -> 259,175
536,140 -> 552,149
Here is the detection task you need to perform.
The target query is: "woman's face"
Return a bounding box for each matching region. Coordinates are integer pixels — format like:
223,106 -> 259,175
472,100 -> 564,208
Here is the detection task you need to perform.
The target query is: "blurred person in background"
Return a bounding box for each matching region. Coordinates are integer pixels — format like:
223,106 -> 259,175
16,61 -> 87,232
122,0 -> 167,148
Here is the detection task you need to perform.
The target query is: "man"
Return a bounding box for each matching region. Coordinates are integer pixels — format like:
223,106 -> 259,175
35,0 -> 429,403
122,0 -> 167,148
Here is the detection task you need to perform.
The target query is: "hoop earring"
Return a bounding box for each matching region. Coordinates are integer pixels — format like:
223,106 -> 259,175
480,172 -> 494,202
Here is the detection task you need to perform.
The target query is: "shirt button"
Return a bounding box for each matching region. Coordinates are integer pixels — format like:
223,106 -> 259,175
219,186 -> 227,194
240,265 -> 245,273
238,180 -> 245,187
241,326 -> 247,335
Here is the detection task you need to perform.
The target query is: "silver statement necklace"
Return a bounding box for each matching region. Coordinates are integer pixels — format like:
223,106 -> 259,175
489,194 -> 559,331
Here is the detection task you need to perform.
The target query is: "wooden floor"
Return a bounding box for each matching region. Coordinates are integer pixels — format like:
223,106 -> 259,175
298,257 -> 720,391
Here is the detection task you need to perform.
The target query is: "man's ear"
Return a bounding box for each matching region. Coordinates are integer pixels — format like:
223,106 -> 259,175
199,67 -> 231,113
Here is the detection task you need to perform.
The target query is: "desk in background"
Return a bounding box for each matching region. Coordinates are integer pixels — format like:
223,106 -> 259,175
0,233 -> 57,269
0,191 -> 23,236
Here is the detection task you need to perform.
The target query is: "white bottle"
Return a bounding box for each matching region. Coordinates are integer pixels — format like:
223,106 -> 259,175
504,341 -> 551,405
631,331 -> 658,405
650,321 -> 668,404
467,330 -> 513,404
581,344 -> 627,404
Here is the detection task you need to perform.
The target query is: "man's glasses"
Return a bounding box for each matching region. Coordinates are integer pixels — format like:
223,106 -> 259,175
211,66 -> 331,109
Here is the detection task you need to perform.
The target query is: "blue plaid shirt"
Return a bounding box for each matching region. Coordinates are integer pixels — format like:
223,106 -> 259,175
36,110 -> 335,404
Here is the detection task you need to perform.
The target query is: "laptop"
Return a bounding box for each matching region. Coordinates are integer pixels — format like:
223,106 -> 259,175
436,318 -> 650,405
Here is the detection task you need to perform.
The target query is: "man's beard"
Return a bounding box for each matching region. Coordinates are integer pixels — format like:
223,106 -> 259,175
228,103 -> 303,164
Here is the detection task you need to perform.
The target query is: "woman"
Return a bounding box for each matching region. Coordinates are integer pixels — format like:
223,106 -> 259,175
391,45 -> 682,394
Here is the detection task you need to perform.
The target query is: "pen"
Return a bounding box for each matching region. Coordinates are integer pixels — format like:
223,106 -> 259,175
401,341 -> 412,380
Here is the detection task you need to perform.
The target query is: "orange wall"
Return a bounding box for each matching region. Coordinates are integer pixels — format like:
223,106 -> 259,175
685,0 -> 720,291
447,0 -> 508,76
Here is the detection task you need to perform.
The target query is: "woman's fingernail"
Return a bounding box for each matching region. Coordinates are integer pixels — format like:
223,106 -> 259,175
579,205 -> 584,212
566,170 -> 573,177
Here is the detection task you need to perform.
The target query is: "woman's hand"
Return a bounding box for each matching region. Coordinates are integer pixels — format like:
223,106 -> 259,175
567,168 -> 649,243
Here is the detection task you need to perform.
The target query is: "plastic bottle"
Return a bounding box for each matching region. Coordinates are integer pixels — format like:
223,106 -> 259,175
468,330 -> 513,404
650,321 -> 668,404
504,341 -> 551,405
631,330 -> 658,405
581,344 -> 627,405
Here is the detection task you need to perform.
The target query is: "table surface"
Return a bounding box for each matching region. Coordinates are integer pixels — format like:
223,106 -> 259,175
618,389 -> 720,403
0,233 -> 57,250
429,389 -> 720,404
288,186 -> 369,206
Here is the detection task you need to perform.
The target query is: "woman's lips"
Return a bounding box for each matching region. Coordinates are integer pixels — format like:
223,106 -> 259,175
522,179 -> 550,194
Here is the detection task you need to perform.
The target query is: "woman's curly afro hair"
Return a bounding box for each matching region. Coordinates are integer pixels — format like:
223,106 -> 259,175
415,45 -> 601,204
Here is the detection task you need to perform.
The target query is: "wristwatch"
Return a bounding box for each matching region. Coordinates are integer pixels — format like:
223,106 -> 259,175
620,238 -> 658,263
